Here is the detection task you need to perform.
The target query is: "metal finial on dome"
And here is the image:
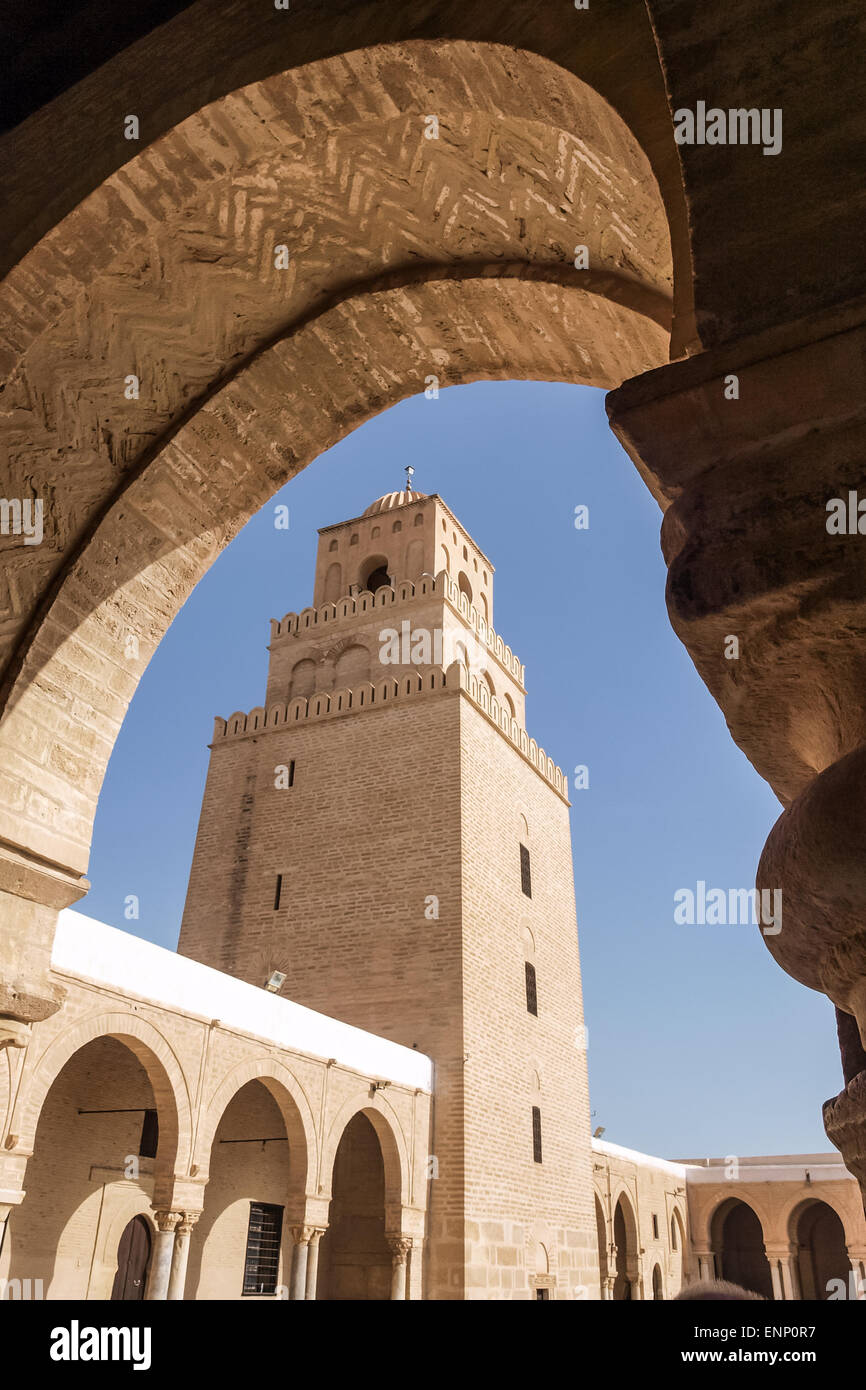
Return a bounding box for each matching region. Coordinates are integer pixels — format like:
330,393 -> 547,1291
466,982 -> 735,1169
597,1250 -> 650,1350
405,464 -> 415,492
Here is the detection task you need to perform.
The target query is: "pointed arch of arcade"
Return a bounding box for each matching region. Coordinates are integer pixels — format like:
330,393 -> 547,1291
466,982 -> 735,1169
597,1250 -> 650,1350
782,1193 -> 858,1252
16,1012 -> 192,1178
193,1057 -> 316,1210
709,1197 -> 774,1300
320,1093 -> 411,1229
786,1197 -> 852,1301
611,1188 -> 640,1300
0,39 -> 672,891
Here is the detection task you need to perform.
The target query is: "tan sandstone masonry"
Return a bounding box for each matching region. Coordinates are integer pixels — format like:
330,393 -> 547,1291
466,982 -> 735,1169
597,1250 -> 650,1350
178,503 -> 591,1298
0,960 -> 431,1299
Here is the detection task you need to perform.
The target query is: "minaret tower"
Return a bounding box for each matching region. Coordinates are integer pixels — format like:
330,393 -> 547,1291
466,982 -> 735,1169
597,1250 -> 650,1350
179,482 -> 598,1300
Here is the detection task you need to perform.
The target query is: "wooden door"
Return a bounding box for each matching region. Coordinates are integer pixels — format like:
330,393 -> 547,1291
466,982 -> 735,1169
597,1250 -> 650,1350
110,1215 -> 152,1300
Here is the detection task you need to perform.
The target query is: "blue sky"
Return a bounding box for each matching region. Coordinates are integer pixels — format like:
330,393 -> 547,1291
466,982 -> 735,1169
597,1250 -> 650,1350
82,379 -> 840,1160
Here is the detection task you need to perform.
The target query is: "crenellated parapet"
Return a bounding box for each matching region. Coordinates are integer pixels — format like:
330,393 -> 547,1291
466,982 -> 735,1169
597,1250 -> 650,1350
212,661 -> 568,801
269,570 -> 525,687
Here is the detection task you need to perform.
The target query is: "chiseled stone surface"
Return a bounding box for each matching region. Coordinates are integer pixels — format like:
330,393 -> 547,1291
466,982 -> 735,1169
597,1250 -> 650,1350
0,42 -> 669,883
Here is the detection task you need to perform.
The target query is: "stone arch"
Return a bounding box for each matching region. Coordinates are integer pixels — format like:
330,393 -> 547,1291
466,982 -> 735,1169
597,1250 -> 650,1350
317,1110 -> 393,1301
0,39 -> 671,882
787,1198 -> 851,1300
710,1197 -> 774,1300
612,1189 -> 640,1299
193,1057 -> 316,1207
320,1093 -> 410,1225
17,1011 -> 192,1176
359,554 -> 390,593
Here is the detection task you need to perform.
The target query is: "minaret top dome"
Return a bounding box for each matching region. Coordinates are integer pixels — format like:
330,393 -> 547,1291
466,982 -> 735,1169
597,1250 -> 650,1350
362,489 -> 428,517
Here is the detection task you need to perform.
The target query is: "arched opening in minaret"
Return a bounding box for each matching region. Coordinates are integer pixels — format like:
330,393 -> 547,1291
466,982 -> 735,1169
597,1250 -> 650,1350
363,563 -> 391,594
317,1112 -> 391,1301
792,1199 -> 849,1299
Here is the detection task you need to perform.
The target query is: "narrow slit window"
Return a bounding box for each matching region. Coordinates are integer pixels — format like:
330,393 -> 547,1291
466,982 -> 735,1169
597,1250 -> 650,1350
525,961 -> 538,1016
652,1214 -> 659,1239
242,1202 -> 284,1296
288,760 -> 295,787
520,844 -> 532,897
532,1106 -> 543,1164
273,874 -> 282,910
139,1108 -> 159,1159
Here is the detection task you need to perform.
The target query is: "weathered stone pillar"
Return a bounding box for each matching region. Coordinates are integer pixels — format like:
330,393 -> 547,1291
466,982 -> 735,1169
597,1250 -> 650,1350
304,1227 -> 325,1300
289,1227 -> 311,1301
387,1236 -> 411,1300
146,1211 -> 181,1300
765,1245 -> 798,1301
167,1212 -> 199,1301
780,1250 -> 800,1301
608,308 -> 866,1206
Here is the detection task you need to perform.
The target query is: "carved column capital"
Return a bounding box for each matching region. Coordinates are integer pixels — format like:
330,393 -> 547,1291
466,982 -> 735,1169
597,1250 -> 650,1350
386,1235 -> 413,1265
154,1210 -> 182,1234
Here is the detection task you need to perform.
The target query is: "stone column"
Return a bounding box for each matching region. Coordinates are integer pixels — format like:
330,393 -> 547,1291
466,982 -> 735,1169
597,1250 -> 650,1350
387,1236 -> 411,1300
767,1251 -> 800,1301
289,1227 -> 312,1301
607,314 -> 866,1207
847,1250 -> 866,1299
304,1227 -> 325,1300
778,1247 -> 800,1301
167,1212 -> 199,1301
146,1211 -> 181,1301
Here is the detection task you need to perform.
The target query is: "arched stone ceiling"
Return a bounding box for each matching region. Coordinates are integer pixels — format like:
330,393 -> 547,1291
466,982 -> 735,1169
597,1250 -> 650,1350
0,41 -> 671,878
